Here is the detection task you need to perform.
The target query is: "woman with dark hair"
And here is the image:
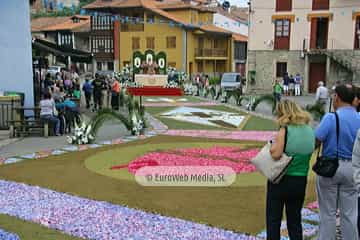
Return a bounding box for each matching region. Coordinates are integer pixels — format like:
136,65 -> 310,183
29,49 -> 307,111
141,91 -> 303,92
40,92 -> 60,136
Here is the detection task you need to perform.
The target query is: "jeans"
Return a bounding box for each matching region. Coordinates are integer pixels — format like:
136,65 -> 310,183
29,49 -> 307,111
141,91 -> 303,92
111,92 -> 119,110
316,160 -> 358,240
93,91 -> 102,110
41,114 -> 60,135
85,92 -> 91,109
274,93 -> 281,102
266,175 -> 307,240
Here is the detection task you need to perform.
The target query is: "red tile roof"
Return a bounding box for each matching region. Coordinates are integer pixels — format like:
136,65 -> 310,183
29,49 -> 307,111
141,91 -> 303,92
32,15 -> 90,32
31,17 -> 69,32
83,0 -> 231,35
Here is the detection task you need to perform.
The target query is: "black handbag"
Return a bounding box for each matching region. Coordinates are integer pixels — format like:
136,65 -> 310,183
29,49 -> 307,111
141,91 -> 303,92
312,112 -> 340,178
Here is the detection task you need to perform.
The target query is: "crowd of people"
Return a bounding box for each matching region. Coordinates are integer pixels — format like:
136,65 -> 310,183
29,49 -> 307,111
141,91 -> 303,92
268,83 -> 360,240
273,73 -> 303,102
38,71 -> 122,136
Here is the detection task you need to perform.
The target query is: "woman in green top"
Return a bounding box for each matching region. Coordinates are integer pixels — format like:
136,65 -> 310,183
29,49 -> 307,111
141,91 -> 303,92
267,100 -> 315,240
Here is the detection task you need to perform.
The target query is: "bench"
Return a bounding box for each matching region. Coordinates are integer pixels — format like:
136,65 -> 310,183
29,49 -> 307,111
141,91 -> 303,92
8,120 -> 50,138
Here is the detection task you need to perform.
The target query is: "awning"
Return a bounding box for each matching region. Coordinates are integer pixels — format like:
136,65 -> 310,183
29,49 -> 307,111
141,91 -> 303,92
32,38 -> 93,63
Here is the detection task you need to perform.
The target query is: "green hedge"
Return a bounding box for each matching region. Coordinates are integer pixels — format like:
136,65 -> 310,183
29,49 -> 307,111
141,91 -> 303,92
209,77 -> 221,86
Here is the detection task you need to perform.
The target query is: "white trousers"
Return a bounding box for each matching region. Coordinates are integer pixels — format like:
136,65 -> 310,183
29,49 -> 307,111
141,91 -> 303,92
295,84 -> 301,96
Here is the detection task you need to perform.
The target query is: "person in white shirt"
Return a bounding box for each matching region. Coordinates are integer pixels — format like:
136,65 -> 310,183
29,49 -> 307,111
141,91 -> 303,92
294,73 -> 302,96
315,81 -> 329,109
40,92 -> 60,136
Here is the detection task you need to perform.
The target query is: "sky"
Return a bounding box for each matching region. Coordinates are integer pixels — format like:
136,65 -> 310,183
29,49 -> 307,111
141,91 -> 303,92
228,0 -> 248,7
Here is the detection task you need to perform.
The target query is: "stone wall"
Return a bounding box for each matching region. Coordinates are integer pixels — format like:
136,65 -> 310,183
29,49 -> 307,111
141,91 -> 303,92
247,50 -> 305,94
247,50 -> 360,94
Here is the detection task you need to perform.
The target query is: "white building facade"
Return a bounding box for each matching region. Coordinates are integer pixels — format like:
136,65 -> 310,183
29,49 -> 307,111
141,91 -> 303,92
247,0 -> 360,93
213,13 -> 248,36
0,1 -> 34,107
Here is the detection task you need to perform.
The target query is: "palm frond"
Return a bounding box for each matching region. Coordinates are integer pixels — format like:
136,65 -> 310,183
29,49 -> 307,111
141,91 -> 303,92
306,103 -> 325,121
251,94 -> 276,112
209,86 -> 216,99
89,108 -> 132,136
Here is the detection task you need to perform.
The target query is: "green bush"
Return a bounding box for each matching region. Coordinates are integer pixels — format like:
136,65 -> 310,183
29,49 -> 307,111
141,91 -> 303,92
209,77 -> 221,86
306,102 -> 325,121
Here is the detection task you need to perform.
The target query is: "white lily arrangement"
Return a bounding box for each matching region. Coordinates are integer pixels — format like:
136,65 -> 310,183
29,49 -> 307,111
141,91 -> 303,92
183,83 -> 195,95
67,122 -> 95,145
164,81 -> 179,88
131,113 -> 144,136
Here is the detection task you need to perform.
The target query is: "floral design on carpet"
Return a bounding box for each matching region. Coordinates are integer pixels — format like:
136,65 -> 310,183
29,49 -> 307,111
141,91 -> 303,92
160,107 -> 246,128
111,146 -> 260,174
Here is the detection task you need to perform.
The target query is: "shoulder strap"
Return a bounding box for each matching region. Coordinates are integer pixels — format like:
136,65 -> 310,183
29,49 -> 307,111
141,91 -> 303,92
283,126 -> 288,153
334,112 -> 340,159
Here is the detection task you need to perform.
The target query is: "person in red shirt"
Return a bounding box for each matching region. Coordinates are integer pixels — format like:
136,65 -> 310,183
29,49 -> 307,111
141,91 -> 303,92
111,78 -> 120,110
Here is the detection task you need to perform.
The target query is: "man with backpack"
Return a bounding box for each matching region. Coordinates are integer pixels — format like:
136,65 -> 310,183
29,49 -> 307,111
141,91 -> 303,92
315,84 -> 360,240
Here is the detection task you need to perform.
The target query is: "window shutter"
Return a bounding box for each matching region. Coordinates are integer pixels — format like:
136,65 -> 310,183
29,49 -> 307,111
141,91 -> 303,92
355,17 -> 360,49
310,18 -> 318,49
312,0 -> 329,10
276,0 -> 292,12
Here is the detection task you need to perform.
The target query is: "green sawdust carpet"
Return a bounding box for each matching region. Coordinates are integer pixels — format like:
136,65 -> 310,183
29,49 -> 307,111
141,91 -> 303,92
0,136 -> 316,235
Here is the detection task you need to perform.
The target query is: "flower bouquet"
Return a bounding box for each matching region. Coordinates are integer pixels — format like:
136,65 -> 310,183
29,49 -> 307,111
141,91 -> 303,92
66,122 -> 95,145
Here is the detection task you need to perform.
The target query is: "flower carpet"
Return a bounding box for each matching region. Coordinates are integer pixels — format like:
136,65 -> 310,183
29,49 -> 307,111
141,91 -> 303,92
0,180 -> 258,240
144,102 -> 220,107
0,179 -> 320,240
162,130 -> 277,142
0,228 -> 20,240
111,146 -> 259,174
0,131 -> 158,167
160,106 -> 247,128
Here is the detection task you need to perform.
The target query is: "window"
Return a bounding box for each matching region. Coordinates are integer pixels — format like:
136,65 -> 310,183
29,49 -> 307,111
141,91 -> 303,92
276,0 -> 292,12
234,42 -> 247,60
312,0 -> 329,10
58,33 -> 72,47
147,37 -> 155,49
107,62 -> 114,71
214,39 -> 221,48
197,61 -> 203,73
274,19 -> 291,50
132,37 -> 140,50
72,17 -> 80,23
355,17 -> 360,49
168,62 -> 176,68
91,15 -> 113,30
97,62 -> 103,71
166,36 -> 176,49
276,62 -> 287,77
91,36 -> 114,53
147,14 -> 155,24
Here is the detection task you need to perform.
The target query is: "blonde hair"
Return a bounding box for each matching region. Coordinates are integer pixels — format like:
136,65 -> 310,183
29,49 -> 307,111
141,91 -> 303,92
276,100 -> 311,126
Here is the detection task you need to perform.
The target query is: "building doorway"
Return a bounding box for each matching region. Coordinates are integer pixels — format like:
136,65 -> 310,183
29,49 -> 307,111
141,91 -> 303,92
310,17 -> 329,49
309,62 -> 326,93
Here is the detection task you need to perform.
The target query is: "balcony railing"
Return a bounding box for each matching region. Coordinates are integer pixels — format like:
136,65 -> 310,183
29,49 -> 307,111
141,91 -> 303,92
303,38 -> 351,51
195,48 -> 227,58
120,23 -> 144,32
